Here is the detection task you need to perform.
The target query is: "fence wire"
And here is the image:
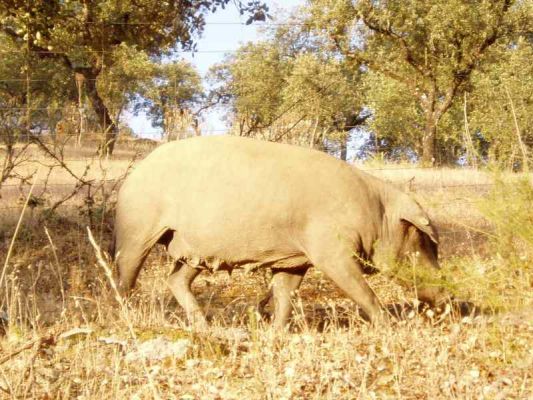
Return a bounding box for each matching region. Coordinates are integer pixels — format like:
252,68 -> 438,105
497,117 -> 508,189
0,31 -> 515,235
0,160 -> 498,239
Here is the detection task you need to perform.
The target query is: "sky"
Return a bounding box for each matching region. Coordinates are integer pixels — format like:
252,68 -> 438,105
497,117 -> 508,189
128,0 -> 304,139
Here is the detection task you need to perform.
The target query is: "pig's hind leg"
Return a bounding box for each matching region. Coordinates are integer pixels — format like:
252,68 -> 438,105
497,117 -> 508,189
167,261 -> 207,330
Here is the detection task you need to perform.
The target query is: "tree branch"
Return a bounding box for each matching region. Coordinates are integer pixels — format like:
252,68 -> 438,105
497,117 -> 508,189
359,13 -> 431,79
0,26 -> 74,69
435,0 -> 512,119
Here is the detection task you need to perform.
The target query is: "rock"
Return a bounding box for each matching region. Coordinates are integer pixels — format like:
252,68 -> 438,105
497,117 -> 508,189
125,337 -> 190,362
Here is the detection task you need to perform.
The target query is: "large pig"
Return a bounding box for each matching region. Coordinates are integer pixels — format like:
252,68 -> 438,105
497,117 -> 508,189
113,135 -> 446,329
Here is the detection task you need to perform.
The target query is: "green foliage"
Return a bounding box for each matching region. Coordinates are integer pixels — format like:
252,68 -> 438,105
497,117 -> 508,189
0,0 -> 266,152
468,37 -> 533,167
308,0 -> 521,163
0,0 -> 264,58
97,44 -> 157,122
431,178 -> 533,312
362,71 -> 423,157
209,28 -> 365,153
149,62 -> 203,110
479,177 -> 533,254
362,71 -> 465,162
139,61 -> 204,135
210,1 -> 529,164
0,33 -> 76,134
439,255 -> 530,312
282,53 -> 361,130
212,42 -> 287,133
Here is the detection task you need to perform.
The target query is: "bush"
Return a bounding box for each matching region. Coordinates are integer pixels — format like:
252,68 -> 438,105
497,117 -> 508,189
437,177 -> 533,311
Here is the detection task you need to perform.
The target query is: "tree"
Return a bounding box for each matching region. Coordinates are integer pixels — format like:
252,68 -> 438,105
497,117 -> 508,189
0,32 -> 77,136
209,20 -> 366,158
209,42 -> 288,137
468,36 -> 533,170
308,0 -> 518,164
281,52 -> 366,158
141,61 -> 204,141
361,69 -> 464,163
0,0 -> 268,154
96,44 -> 157,134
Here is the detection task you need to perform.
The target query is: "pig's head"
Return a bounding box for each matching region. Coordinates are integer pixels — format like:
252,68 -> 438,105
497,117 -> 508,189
374,192 -> 449,306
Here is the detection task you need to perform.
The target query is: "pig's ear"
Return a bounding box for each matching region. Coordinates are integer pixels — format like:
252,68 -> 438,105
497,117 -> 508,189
401,215 -> 439,244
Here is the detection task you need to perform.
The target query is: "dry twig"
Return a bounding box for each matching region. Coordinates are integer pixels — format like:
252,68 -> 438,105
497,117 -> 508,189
0,331 -> 56,366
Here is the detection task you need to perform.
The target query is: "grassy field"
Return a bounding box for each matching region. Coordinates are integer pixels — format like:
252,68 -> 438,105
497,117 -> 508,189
0,146 -> 531,399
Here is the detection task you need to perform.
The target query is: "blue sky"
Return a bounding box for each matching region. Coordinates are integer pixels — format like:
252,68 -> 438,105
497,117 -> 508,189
128,0 -> 304,138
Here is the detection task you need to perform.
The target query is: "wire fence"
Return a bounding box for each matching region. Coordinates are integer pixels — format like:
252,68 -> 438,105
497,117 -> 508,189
0,16 -> 522,234
0,174 -> 495,189
0,159 -> 499,237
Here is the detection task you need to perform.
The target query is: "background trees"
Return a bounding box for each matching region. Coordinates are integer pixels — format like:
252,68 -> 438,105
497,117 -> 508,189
208,16 -> 367,159
317,0 -> 527,164
0,0 -> 267,153
467,36 -> 532,170
212,0 -> 531,167
352,0 -> 516,165
142,62 -> 204,141
0,0 -> 530,167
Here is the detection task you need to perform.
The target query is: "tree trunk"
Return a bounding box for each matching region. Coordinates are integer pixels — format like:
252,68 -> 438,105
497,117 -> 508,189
340,135 -> 348,161
421,117 -> 437,166
505,86 -> 529,172
309,118 -> 319,149
339,113 -> 368,160
463,93 -> 478,168
75,72 -> 86,147
82,69 -> 117,156
163,105 -> 175,142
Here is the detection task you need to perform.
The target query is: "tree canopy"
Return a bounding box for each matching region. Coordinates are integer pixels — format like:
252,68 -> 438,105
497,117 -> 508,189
306,0 -> 524,164
211,0 -> 531,167
208,15 -> 367,159
0,0 -> 267,153
1,0 -> 531,167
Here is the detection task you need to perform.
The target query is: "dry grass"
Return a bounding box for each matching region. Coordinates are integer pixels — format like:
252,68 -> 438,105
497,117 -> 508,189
0,153 -> 532,399
0,144 -> 136,186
